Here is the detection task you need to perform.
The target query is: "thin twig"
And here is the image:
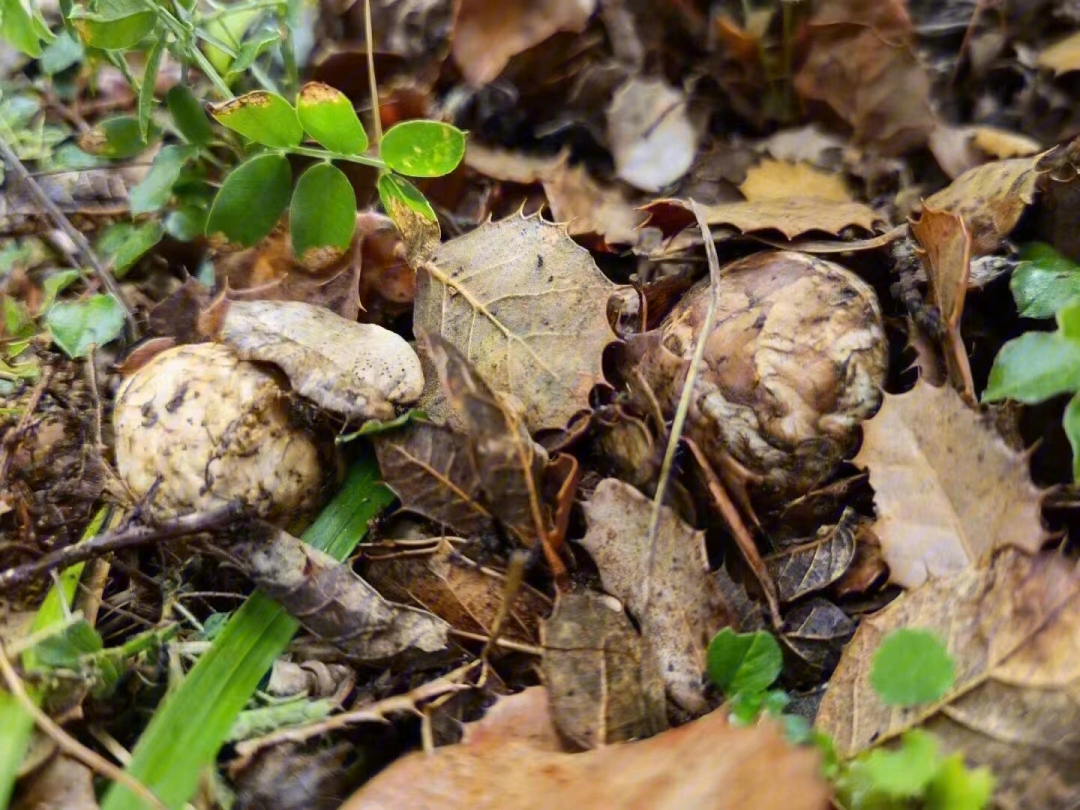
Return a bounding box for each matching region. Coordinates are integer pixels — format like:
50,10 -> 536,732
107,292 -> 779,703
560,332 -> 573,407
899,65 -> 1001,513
0,135 -> 138,341
0,504 -> 242,591
364,0 -> 384,145
481,550 -> 528,662
0,644 -> 167,810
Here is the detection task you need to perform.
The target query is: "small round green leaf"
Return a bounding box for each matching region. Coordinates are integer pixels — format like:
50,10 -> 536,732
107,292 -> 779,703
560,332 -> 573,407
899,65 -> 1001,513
379,120 -> 465,178
130,145 -> 197,215
296,82 -> 369,155
290,163 -> 357,263
207,154 -> 291,246
45,294 -> 126,358
166,86 -> 214,146
164,206 -> 208,242
40,32 -> 84,75
870,629 -> 954,707
983,331 -> 1080,404
377,173 -> 439,266
79,116 -> 155,159
208,91 -> 302,149
1,0 -> 55,57
706,628 -> 783,699
72,10 -> 156,50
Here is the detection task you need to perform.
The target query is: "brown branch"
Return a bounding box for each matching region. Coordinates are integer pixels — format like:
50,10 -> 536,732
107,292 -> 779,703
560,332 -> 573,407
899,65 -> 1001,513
0,504 -> 242,591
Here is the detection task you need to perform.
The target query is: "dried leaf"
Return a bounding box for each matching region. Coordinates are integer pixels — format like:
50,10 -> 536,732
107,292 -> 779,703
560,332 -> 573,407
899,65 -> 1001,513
578,478 -> 739,714
541,590 -> 667,748
831,524 -> 889,599
373,422 -> 492,538
909,207 -> 976,402
229,523 -> 448,662
365,542 -> 551,644
739,160 -> 853,203
642,197 -> 884,241
343,687 -> 830,810
606,77 -> 697,192
415,213 -> 618,432
817,549 -> 1080,808
11,756 -> 97,810
853,380 -> 1048,589
212,299 -> 424,421
765,510 -> 858,605
779,598 -> 855,687
451,0 -> 597,86
794,0 -> 934,155
1037,30 -> 1080,75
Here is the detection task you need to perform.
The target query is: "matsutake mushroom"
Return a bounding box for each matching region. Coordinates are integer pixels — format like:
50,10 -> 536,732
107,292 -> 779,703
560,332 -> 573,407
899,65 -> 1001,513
634,250 -> 888,504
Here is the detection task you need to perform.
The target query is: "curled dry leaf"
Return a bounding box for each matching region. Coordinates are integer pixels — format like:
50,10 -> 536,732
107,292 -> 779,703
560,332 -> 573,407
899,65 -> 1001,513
853,380 -> 1048,589
365,541 -> 551,644
779,597 -> 855,687
414,213 -> 618,433
765,510 -> 859,605
343,686 -> 830,810
817,549 -> 1080,808
541,590 -> 667,748
228,522 -> 449,663
210,299 -> 424,422
578,478 -> 741,714
641,197 -> 884,242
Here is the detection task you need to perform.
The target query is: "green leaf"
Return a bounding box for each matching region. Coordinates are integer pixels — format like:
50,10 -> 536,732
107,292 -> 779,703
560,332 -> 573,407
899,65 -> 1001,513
45,293 -> 125,358
871,629 -> 955,707
379,120 -> 465,177
101,455 -> 395,810
2,297 -> 34,338
1065,394 -> 1080,482
983,331 -> 1080,403
27,616 -> 104,670
925,753 -> 994,810
114,222 -> 164,277
200,7 -> 260,75
166,86 -> 214,146
130,145 -> 196,214
848,730 -> 941,802
80,116 -> 155,159
71,0 -> 156,50
40,31 -> 84,75
296,82 -> 368,155
0,0 -> 55,57
208,91 -> 303,149
40,268 -> 82,313
164,205 -> 207,242
1010,242 -> 1080,319
207,153 -> 291,246
289,163 -> 357,262
138,36 -> 166,140
1057,299 -> 1080,342
378,172 -> 435,221
706,628 -> 783,699
224,29 -> 279,82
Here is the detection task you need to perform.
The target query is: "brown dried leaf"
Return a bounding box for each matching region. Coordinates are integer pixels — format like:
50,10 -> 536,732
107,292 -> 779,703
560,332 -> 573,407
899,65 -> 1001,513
212,299 -> 424,421
451,0 -> 596,86
641,197 -> 884,241
739,160 -> 853,203
830,524 -> 889,599
853,380 -> 1048,589
373,422 -> 493,539
365,541 -> 551,644
343,687 -> 830,810
606,77 -> 697,192
817,549 -> 1080,808
415,213 -> 618,432
922,153 -> 1045,255
229,524 -> 449,663
765,510 -> 858,605
1037,30 -> 1080,75
909,207 -> 976,402
779,598 -> 855,687
541,590 -> 668,748
578,478 -> 738,714
11,756 -> 97,810
793,0 -> 934,155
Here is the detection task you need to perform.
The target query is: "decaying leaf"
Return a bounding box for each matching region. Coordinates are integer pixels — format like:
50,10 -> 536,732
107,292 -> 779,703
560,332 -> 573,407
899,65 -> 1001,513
739,160 -> 853,203
227,522 -> 449,663
909,206 -> 976,402
606,77 -> 697,193
343,687 -> 831,810
853,380 -> 1048,589
794,0 -> 935,155
642,197 -> 884,242
765,510 -> 858,605
541,590 -> 667,748
373,422 -> 493,539
779,597 -> 856,686
578,478 -> 740,714
365,541 -> 551,644
817,549 -> 1080,808
11,755 -> 97,810
414,213 -> 618,432
208,299 -> 424,422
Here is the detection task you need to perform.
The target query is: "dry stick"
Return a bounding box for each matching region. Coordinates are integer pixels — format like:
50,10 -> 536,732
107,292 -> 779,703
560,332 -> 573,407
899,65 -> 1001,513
0,504 -> 242,591
480,550 -> 529,662
363,0 -> 383,145
0,645 -> 168,810
0,134 -> 137,341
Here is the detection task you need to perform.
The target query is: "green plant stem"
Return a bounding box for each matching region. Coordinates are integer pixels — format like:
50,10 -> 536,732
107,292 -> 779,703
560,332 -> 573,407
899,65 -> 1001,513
199,0 -> 285,25
140,0 -> 234,98
290,145 -> 386,169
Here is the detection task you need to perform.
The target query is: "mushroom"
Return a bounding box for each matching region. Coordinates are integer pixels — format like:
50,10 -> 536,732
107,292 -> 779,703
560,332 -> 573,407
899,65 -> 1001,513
633,251 -> 888,504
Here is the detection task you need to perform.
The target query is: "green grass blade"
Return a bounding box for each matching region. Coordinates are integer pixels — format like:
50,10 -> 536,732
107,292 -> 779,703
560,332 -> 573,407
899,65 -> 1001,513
0,506 -> 111,808
102,452 -> 394,810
